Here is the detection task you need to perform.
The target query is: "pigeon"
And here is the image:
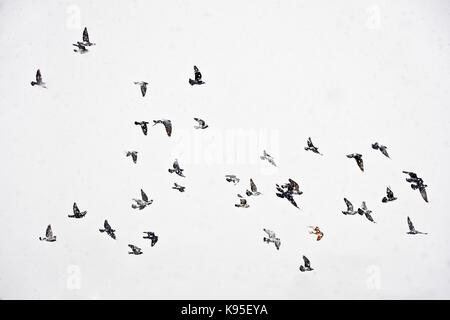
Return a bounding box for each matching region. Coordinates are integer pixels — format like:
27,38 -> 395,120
402,171 -> 428,202
132,189 -> 153,210
260,150 -> 277,167
246,179 -> 262,196
68,202 -> 87,218
304,137 -> 323,155
128,244 -> 143,255
81,27 -> 95,46
382,186 -> 397,203
281,178 -> 303,196
235,194 -> 249,208
30,69 -> 46,88
143,232 -> 159,247
299,255 -> 314,272
308,226 -> 324,241
275,184 -> 299,209
194,118 -> 208,129
126,151 -> 138,164
189,65 -> 205,85
172,183 -> 186,192
347,153 -> 364,171
357,201 -> 375,223
73,42 -> 88,53
263,228 -> 281,250
134,121 -> 149,136
99,220 -> 116,240
342,198 -> 357,215
39,224 -> 56,242
168,159 -> 185,177
406,216 -> 428,235
225,175 -> 240,185
372,142 -> 390,158
153,119 -> 172,137
134,81 -> 148,97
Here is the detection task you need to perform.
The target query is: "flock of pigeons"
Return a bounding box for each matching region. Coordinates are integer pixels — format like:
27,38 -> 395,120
35,28 -> 430,270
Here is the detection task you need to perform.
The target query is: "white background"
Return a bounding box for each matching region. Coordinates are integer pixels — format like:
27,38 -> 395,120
0,0 -> 449,299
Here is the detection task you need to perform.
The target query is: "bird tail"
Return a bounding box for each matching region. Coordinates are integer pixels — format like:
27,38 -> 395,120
168,169 -> 175,173
382,197 -> 388,203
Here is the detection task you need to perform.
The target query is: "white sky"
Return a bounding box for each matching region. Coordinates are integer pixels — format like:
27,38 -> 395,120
0,0 -> 449,299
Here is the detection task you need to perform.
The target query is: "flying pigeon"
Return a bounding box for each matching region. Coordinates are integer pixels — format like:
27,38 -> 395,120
372,142 -> 390,158
357,201 -> 375,223
153,119 -> 172,137
39,224 -> 56,242
342,198 -> 357,215
68,202 -> 87,218
99,220 -> 116,240
132,189 -> 153,210
299,255 -> 314,272
134,81 -> 148,97
189,65 -> 205,85
308,226 -> 324,241
281,178 -> 303,195
225,175 -> 240,185
30,69 -> 46,88
382,186 -> 397,203
81,27 -> 95,46
260,150 -> 277,167
143,232 -> 159,247
168,159 -> 185,177
347,153 -> 364,172
128,244 -> 143,255
406,216 -> 428,235
235,194 -> 249,208
126,151 -> 138,164
402,171 -> 428,202
246,179 -> 262,196
304,137 -> 323,155
134,121 -> 149,135
263,228 -> 281,250
73,42 -> 88,53
275,184 -> 299,209
194,118 -> 208,129
172,183 -> 186,192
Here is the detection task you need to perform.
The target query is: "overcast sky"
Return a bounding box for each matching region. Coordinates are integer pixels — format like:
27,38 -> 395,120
0,0 -> 449,299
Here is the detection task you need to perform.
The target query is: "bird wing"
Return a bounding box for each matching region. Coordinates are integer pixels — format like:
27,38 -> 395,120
263,229 -> 276,238
403,171 -> 417,179
344,198 -> 353,211
46,225 -> 53,238
420,186 -> 428,202
104,220 -> 111,229
141,189 -> 148,202
407,217 -> 415,232
141,84 -> 147,97
83,27 -> 89,43
250,179 -> 257,192
132,152 -> 137,163
307,137 -> 313,148
163,120 -> 172,136
356,156 -> 364,171
36,69 -> 42,82
194,66 -> 202,81
173,159 -> 180,170
365,212 -> 375,223
361,201 -> 367,211
73,203 -> 80,215
381,147 -> 390,158
386,187 -> 394,199
289,179 -> 299,191
303,256 -> 311,269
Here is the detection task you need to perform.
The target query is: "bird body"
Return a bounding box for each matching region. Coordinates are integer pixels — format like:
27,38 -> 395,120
99,220 -> 116,239
372,142 -> 390,158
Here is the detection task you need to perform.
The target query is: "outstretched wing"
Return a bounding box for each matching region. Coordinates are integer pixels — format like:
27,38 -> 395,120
163,120 -> 172,137
83,27 -> 89,43
104,220 -> 111,229
407,216 -> 415,232
250,179 -> 257,192
36,69 -> 42,82
307,137 -> 313,148
141,84 -> 147,97
361,201 -> 367,211
380,147 -> 390,158
386,187 -> 394,199
46,224 -> 53,238
303,256 -> 311,269
365,212 -> 375,223
194,66 -> 202,81
403,171 -> 417,179
131,152 -> 137,163
356,156 -> 364,171
263,228 -> 276,238
344,198 -> 353,211
419,186 -> 428,202
73,202 -> 80,215
289,179 -> 299,191
173,159 -> 180,170
141,189 -> 148,202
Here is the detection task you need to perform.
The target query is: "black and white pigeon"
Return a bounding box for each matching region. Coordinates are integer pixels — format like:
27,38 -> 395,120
225,175 -> 240,185
406,216 -> 428,235
131,189 -> 153,210
357,202 -> 375,223
30,69 -> 46,88
263,228 -> 281,250
99,220 -> 116,240
153,119 -> 172,137
194,118 -> 208,129
342,198 -> 357,215
402,171 -> 428,202
172,183 -> 186,192
134,81 -> 148,97
73,42 -> 88,53
235,194 -> 249,208
189,65 -> 205,85
299,256 -> 314,272
81,27 -> 95,46
128,244 -> 143,255
246,179 -> 262,196
275,183 -> 299,209
39,224 -> 56,242
372,142 -> 390,158
281,178 -> 303,195
126,151 -> 138,164
143,232 -> 159,247
304,137 -> 323,155
382,186 -> 397,203
347,153 -> 364,172
134,121 -> 149,136
68,202 -> 87,218
260,150 -> 277,167
168,159 -> 185,177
